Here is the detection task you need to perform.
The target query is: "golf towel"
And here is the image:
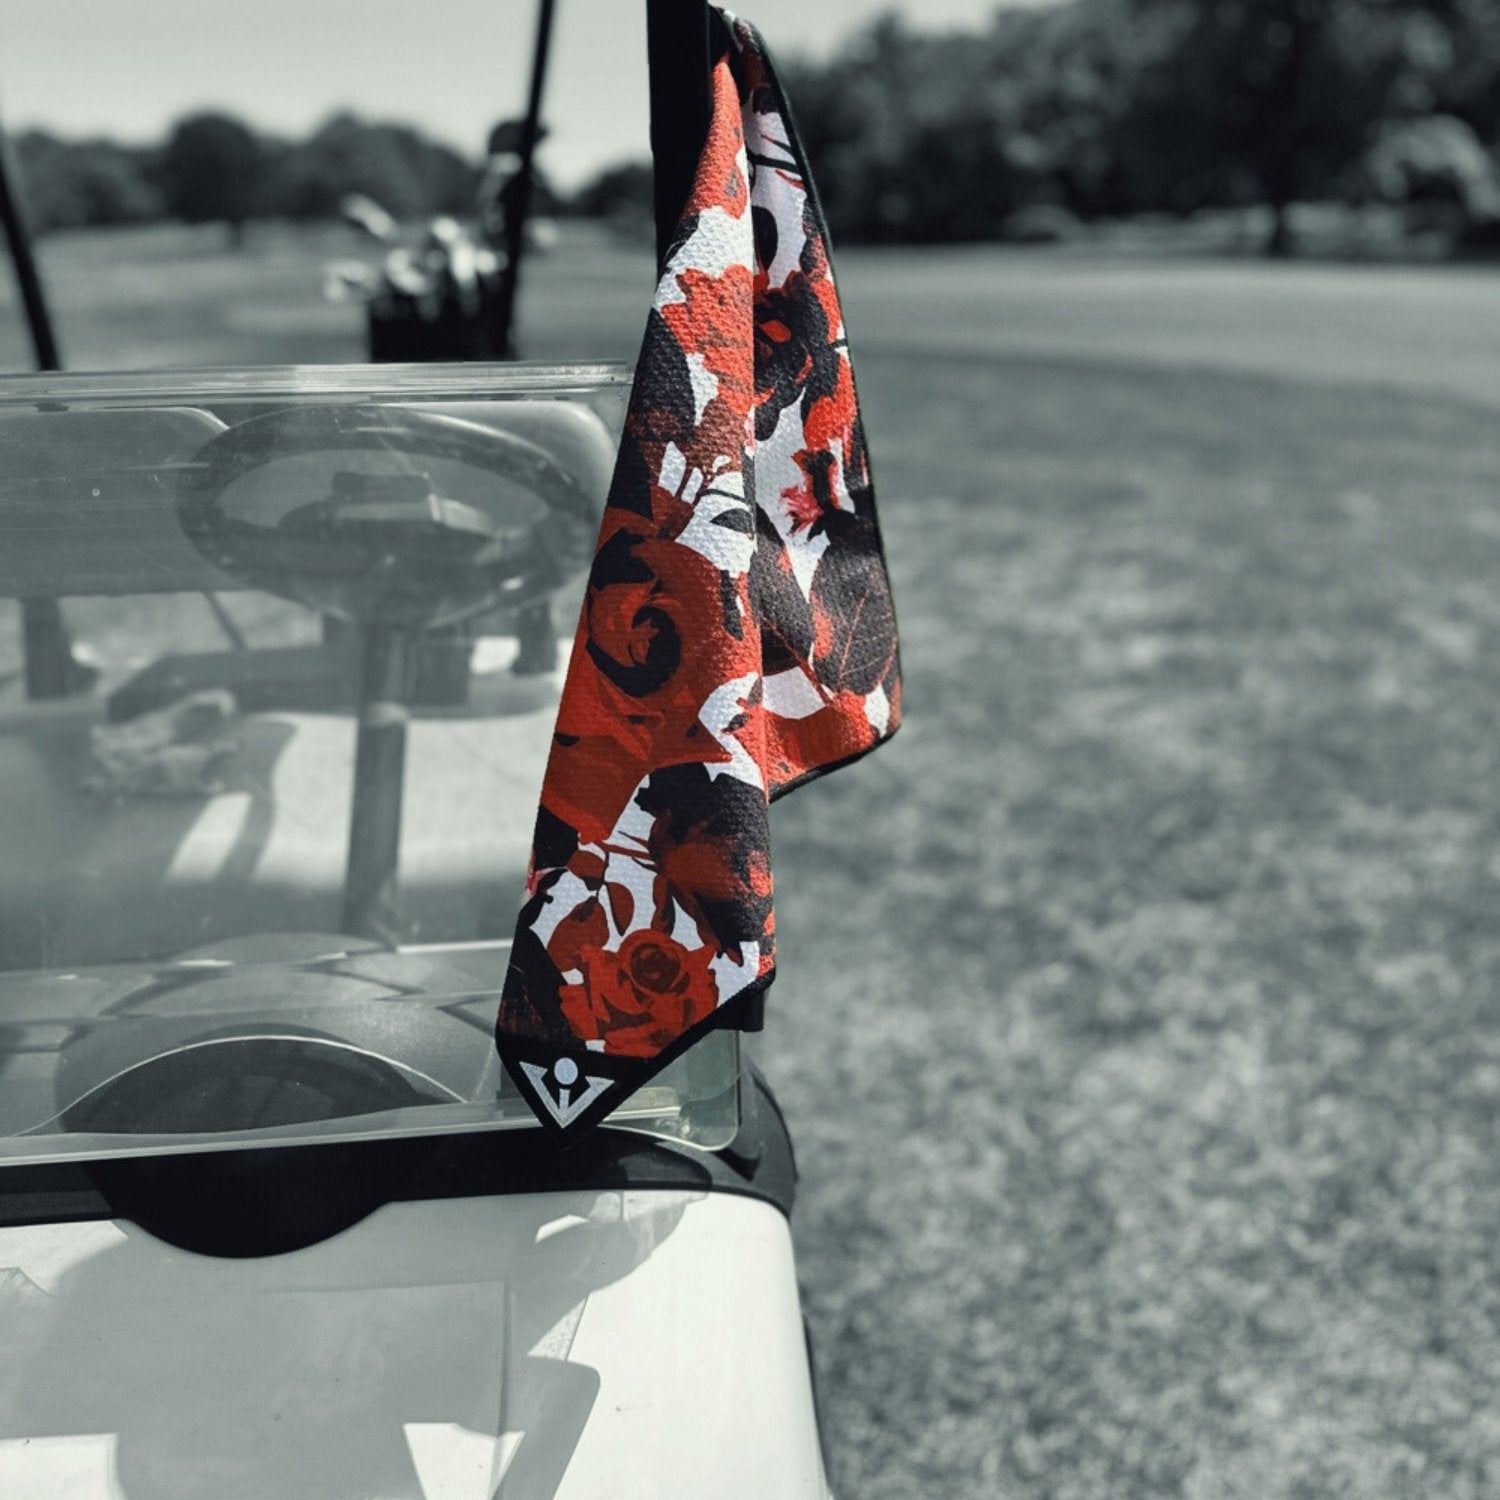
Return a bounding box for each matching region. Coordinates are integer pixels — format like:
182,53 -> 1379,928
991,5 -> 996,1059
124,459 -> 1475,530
497,7 -> 901,1141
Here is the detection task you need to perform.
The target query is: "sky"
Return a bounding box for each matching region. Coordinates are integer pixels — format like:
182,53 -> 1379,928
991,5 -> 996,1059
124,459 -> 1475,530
0,0 -> 1051,190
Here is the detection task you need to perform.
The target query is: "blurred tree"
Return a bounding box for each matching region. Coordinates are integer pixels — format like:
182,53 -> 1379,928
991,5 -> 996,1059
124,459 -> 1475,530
764,0 -> 1500,253
784,16 -> 1039,243
573,159 -> 652,219
1364,113 -> 1500,210
159,112 -> 267,243
1115,0 -> 1494,254
14,132 -> 162,232
1420,0 -> 1500,152
10,114 -> 490,237
262,112 -> 479,222
570,158 -> 653,238
781,3 -> 1166,240
1425,0 -> 1500,246
1360,112 -> 1500,248
986,0 -> 1143,221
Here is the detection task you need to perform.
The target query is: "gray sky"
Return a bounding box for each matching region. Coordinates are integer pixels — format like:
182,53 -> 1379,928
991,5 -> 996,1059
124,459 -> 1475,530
0,0 -> 1052,190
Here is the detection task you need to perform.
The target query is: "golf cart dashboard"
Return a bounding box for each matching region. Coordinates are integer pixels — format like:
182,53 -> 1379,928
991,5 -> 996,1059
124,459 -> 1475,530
0,934 -> 742,1160
0,363 -> 744,1188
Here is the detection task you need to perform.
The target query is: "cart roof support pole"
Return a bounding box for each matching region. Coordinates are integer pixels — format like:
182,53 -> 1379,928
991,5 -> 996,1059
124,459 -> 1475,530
0,109 -> 60,371
0,105 -> 88,700
647,0 -> 717,272
491,0 -> 558,359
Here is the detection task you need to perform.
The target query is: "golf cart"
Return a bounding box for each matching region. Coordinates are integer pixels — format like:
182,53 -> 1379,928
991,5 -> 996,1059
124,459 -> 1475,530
0,360 -> 822,1499
0,4 -> 889,1495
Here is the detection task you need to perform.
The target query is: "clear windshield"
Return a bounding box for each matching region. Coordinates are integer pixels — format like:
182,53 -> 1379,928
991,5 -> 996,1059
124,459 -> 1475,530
0,364 -> 740,1162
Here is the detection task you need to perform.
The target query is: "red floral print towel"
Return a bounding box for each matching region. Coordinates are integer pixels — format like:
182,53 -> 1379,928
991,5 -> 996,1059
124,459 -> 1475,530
497,8 -> 901,1140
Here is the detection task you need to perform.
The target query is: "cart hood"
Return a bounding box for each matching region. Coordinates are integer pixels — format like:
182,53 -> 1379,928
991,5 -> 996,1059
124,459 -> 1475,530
0,1189 -> 830,1498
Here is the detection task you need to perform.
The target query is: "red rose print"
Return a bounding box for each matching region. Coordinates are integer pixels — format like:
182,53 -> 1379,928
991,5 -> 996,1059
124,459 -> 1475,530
587,576 -> 663,674
544,898 -> 609,975
558,930 -> 721,1058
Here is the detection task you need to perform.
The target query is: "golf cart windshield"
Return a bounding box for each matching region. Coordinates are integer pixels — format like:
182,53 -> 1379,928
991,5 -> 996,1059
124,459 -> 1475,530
0,362 -> 740,1164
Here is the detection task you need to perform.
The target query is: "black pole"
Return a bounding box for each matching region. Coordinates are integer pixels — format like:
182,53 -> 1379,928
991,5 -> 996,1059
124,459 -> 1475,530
647,0 -> 718,272
341,625 -> 412,943
0,104 -> 89,699
0,109 -> 61,371
491,0 -> 558,359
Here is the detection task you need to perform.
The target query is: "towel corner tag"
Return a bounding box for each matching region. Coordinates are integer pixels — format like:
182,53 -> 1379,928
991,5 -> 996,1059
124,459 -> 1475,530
501,1041 -> 642,1140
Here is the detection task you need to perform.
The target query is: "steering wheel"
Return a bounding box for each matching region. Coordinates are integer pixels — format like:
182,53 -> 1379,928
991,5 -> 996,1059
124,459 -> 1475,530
177,403 -> 601,629
176,402 -> 606,943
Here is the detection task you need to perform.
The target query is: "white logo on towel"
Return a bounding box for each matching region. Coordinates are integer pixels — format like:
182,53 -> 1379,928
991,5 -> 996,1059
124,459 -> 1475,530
519,1057 -> 615,1128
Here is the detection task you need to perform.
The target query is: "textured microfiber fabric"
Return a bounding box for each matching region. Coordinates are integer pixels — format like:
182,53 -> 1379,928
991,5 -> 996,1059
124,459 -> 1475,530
497,8 -> 901,1141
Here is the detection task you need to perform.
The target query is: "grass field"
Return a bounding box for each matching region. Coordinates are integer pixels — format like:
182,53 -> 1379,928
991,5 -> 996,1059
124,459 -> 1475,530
6,224 -> 1500,1498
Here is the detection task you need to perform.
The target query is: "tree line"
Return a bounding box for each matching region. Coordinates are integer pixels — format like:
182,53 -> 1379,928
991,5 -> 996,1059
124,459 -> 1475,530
12,111 -> 482,237
13,0 -> 1500,256
778,0 -> 1500,253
